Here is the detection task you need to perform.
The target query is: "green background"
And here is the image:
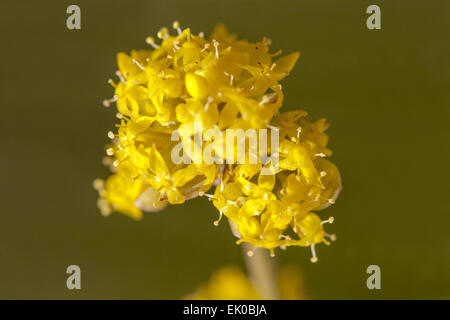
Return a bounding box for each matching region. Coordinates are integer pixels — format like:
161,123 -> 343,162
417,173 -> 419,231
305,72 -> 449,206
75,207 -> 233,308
1,0 -> 448,299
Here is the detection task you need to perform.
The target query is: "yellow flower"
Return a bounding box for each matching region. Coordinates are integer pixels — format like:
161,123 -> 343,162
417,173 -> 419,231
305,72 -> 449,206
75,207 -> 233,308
93,164 -> 167,220
184,265 -> 307,300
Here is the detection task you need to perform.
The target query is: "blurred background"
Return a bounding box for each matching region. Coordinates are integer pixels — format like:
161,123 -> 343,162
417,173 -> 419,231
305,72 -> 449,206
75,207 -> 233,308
0,0 -> 449,299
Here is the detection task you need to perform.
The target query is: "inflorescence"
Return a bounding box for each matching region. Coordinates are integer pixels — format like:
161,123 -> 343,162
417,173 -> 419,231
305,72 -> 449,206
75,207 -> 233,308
94,22 -> 342,262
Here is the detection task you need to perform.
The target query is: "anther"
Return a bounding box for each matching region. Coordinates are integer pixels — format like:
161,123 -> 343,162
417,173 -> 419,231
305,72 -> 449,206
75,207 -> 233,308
113,160 -> 120,167
198,31 -> 204,38
92,178 -> 104,191
107,131 -> 115,139
247,250 -> 254,257
157,27 -> 169,40
320,171 -> 327,177
106,148 -> 114,156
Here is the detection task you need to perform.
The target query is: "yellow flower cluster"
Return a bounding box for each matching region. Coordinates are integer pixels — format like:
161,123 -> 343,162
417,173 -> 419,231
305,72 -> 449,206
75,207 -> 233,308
95,22 -> 342,261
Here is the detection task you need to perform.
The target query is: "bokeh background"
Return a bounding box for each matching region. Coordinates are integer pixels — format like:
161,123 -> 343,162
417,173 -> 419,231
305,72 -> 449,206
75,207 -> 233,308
1,0 -> 449,299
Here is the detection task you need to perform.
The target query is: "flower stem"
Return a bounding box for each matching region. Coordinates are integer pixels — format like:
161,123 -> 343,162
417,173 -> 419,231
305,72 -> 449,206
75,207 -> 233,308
242,243 -> 280,300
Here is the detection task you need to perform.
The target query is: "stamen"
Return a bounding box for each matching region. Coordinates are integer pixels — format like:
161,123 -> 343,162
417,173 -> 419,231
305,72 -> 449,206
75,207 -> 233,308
198,191 -> 214,199
145,36 -> 160,49
113,160 -> 120,167
102,95 -> 117,107
213,210 -> 223,226
204,96 -> 214,111
296,127 -> 302,141
224,72 -> 234,86
201,43 -> 210,52
212,40 -> 220,59
115,70 -> 126,83
320,171 -> 327,177
271,49 -> 282,57
132,58 -> 145,71
247,250 -> 254,257
172,21 -> 182,35
107,79 -> 117,87
310,243 -> 318,263
198,31 -> 204,38
326,233 -> 337,242
321,216 -> 335,225
157,27 -> 169,40
259,95 -> 270,106
107,131 -> 115,139
315,152 -> 326,158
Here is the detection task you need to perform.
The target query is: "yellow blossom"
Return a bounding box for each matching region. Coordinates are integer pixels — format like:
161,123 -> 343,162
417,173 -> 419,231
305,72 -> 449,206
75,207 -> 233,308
184,265 -> 307,300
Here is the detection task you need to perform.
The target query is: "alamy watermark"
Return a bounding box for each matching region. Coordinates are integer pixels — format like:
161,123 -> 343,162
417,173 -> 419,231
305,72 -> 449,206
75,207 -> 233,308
171,121 -> 279,175
66,5 -> 81,30
66,265 -> 81,290
366,5 -> 381,30
366,265 -> 381,290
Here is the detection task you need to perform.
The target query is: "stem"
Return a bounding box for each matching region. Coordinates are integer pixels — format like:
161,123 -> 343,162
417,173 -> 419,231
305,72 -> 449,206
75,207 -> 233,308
228,220 -> 280,299
242,243 -> 280,300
